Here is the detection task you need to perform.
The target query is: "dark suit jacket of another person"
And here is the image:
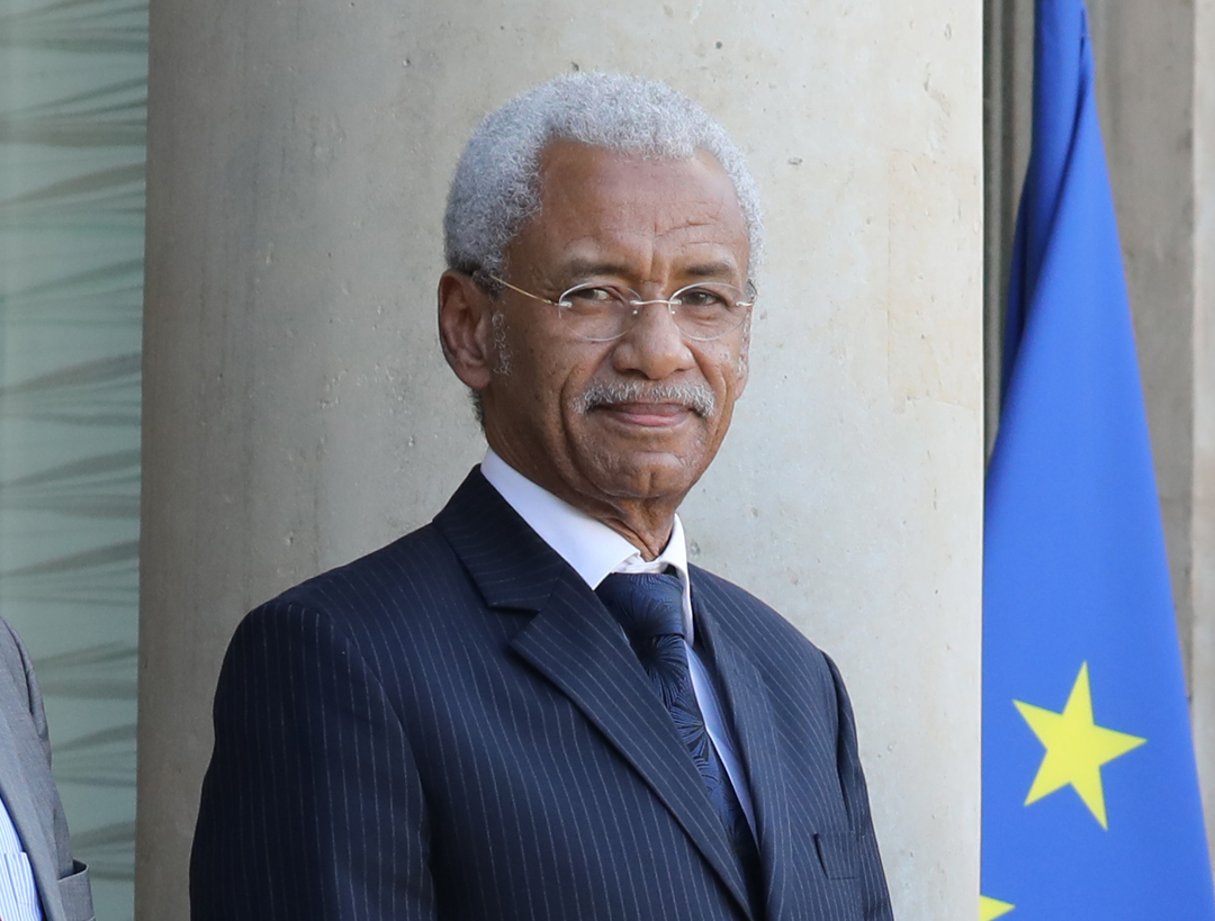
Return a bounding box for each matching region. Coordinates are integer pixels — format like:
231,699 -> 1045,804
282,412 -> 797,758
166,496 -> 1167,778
190,468 -> 893,921
0,618 -> 95,921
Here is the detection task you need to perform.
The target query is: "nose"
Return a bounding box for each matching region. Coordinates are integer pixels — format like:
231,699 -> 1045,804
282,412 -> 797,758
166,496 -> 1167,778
610,301 -> 696,380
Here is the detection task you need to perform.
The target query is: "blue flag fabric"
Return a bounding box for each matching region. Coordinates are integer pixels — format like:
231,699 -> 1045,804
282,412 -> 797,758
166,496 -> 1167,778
981,1 -> 1215,919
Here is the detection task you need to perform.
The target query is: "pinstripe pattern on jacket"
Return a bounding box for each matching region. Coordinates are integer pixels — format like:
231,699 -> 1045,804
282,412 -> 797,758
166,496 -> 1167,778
190,468 -> 893,921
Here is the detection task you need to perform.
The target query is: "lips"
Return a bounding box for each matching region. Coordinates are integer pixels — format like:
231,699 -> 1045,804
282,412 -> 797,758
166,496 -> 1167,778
596,402 -> 692,427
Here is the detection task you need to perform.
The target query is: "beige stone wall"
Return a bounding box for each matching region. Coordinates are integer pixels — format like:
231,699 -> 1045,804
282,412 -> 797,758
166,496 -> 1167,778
138,3 -> 985,919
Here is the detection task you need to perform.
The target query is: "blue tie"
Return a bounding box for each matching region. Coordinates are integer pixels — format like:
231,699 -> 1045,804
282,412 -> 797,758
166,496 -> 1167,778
596,571 -> 762,900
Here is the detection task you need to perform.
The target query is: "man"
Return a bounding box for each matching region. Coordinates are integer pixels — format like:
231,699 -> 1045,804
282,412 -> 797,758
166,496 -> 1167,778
0,618 -> 94,921
191,73 -> 893,921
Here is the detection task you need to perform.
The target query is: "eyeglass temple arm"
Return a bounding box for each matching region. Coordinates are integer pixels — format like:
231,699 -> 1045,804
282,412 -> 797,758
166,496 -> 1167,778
483,273 -> 564,307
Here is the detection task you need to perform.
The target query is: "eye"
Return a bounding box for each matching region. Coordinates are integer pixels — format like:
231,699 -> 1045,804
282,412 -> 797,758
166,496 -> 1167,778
673,285 -> 731,310
569,286 -> 618,303
560,284 -> 631,311
684,289 -> 724,306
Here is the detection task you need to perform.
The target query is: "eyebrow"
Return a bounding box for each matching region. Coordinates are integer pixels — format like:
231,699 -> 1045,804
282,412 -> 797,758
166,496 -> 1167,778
680,260 -> 742,280
558,257 -> 742,283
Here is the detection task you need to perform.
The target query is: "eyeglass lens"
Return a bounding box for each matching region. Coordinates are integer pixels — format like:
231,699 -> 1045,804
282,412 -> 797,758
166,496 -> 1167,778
558,283 -> 750,342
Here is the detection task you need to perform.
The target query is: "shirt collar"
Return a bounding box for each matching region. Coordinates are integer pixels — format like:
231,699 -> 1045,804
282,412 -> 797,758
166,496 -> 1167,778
480,448 -> 694,639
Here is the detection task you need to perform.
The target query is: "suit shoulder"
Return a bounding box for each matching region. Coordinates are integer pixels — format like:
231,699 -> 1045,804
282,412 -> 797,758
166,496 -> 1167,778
230,521 -> 480,663
690,565 -> 822,648
0,615 -> 25,667
0,617 -> 38,712
266,522 -> 457,613
689,564 -> 842,686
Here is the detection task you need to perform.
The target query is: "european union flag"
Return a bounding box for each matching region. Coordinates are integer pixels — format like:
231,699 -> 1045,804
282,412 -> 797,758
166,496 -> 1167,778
981,1 -> 1215,919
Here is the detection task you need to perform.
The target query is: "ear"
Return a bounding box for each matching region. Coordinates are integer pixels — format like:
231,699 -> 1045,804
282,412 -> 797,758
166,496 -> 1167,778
437,270 -> 495,391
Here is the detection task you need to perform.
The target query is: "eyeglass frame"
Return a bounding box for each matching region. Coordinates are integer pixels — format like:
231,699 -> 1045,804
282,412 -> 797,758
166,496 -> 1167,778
477,271 -> 757,343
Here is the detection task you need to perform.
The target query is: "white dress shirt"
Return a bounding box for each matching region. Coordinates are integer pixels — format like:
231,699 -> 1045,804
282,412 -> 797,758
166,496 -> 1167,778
481,449 -> 756,833
0,793 -> 43,921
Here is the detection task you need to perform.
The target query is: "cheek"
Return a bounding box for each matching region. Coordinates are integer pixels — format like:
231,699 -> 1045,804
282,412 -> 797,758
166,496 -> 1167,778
550,346 -> 615,399
725,334 -> 750,396
529,353 -> 602,434
733,319 -> 752,388
699,342 -> 747,394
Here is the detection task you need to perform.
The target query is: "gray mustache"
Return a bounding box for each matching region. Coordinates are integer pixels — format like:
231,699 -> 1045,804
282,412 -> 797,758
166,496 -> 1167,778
576,380 -> 716,417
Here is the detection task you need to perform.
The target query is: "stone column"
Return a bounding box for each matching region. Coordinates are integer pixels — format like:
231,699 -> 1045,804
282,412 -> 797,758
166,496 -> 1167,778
1088,0 -> 1199,683
1194,0 -> 1215,866
1086,1 -> 1215,865
137,3 -> 985,919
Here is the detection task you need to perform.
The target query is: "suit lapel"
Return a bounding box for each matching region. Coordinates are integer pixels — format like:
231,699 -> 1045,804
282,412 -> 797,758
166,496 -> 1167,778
0,659 -> 65,921
692,576 -> 795,921
435,469 -> 754,919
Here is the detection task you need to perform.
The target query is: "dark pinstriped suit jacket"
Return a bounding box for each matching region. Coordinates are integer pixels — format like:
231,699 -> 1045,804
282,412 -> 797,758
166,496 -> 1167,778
190,468 -> 893,921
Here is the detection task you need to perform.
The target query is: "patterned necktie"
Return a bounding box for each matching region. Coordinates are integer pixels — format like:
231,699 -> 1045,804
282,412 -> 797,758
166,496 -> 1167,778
596,571 -> 762,900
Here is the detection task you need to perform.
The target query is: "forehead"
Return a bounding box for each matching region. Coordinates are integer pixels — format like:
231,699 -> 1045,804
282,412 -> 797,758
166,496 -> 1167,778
509,140 -> 749,282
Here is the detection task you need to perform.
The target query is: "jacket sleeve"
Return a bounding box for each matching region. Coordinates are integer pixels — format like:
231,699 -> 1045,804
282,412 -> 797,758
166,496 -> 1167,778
0,618 -> 51,763
825,653 -> 895,921
190,601 -> 435,920
0,618 -> 96,920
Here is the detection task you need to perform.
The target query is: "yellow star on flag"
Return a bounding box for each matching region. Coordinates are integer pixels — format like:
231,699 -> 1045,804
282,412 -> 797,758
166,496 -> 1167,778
979,894 -> 1015,920
1014,661 -> 1146,829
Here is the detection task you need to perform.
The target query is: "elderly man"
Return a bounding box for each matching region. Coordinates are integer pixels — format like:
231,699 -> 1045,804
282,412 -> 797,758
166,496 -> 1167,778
191,73 -> 893,921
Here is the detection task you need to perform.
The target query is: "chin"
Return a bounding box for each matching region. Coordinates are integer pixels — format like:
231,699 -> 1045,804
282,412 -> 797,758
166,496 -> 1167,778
590,454 -> 705,502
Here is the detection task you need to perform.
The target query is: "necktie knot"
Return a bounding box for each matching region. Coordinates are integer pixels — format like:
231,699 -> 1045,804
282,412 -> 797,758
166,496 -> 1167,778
596,571 -> 685,644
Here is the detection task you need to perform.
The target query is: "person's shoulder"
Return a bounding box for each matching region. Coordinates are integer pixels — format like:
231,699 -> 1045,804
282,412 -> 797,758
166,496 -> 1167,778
690,564 -> 813,641
0,616 -> 34,688
257,519 -> 458,619
216,521 -> 459,666
0,617 -> 48,735
689,563 -> 836,672
690,565 -> 855,717
0,614 -> 21,656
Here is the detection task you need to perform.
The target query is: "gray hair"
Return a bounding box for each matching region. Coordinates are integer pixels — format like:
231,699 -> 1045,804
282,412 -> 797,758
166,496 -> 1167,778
443,72 -> 764,280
